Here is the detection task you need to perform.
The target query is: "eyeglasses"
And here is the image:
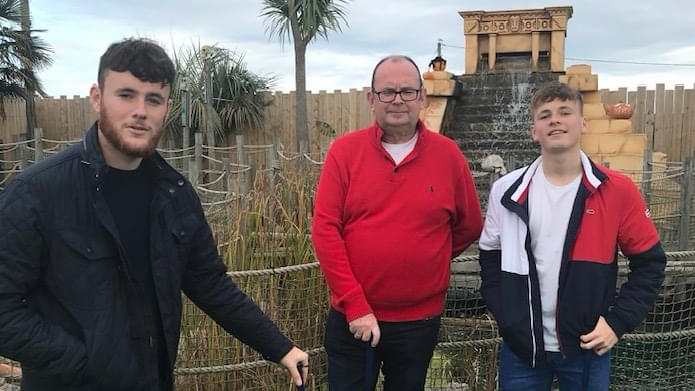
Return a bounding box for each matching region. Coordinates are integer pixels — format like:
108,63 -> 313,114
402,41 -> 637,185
372,88 -> 421,103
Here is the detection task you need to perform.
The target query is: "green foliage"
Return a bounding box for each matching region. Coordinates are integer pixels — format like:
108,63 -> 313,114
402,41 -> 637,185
166,43 -> 274,137
315,120 -> 336,138
176,166 -> 327,390
261,0 -> 350,45
0,0 -> 52,118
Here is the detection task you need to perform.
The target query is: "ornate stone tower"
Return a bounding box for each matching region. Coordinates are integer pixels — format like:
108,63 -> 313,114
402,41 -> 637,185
460,7 -> 573,74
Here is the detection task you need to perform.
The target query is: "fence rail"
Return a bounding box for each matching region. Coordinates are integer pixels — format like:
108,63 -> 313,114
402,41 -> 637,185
3,132 -> 695,389
2,83 -> 694,165
600,84 -> 695,161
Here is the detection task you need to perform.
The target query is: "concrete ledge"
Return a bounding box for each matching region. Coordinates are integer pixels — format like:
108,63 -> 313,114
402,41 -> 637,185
622,134 -> 647,154
580,134 -> 600,154
567,64 -> 592,75
586,119 -> 610,133
423,79 -> 456,96
582,91 -> 601,104
420,96 -> 450,133
561,74 -> 599,92
584,103 -> 607,120
609,119 -> 632,133
603,154 -> 644,172
599,134 -> 627,154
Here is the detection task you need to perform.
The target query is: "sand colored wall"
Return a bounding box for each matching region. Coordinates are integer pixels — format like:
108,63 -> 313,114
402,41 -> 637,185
561,65 -> 667,181
420,71 -> 457,133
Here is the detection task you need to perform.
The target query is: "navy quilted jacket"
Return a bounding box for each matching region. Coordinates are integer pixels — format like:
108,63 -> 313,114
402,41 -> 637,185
0,124 -> 293,391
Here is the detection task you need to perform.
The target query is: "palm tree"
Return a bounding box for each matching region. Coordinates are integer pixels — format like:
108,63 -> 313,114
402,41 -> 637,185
166,43 -> 274,139
261,0 -> 350,154
0,0 -> 52,122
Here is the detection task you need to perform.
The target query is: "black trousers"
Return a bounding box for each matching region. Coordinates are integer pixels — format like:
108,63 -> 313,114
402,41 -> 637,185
324,308 -> 440,391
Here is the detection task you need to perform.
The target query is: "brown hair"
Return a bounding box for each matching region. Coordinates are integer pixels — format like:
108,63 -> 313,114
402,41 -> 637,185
531,83 -> 583,117
98,38 -> 175,89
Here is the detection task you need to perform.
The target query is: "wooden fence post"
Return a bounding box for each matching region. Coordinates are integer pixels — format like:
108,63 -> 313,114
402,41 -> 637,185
204,60 -> 215,161
182,130 -> 190,177
268,139 -> 278,189
266,141 -> 278,230
223,157 -> 232,195
15,135 -> 28,169
235,134 -> 248,195
180,78 -> 191,177
34,127 -> 43,163
641,149 -> 653,207
191,132 -> 202,187
166,137 -> 178,171
679,156 -> 692,250
0,138 -> 4,184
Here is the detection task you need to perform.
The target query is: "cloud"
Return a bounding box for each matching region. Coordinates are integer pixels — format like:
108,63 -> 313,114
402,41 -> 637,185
30,0 -> 695,96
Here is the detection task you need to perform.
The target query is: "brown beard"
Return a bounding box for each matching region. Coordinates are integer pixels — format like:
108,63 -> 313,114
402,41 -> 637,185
99,104 -> 164,158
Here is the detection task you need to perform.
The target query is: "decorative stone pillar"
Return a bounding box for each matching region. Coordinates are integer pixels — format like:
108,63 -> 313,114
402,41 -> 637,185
488,34 -> 497,71
459,6 -> 573,73
531,32 -> 540,71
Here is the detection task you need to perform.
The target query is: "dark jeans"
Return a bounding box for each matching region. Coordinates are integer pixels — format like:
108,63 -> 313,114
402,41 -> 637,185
324,308 -> 440,391
499,342 -> 611,391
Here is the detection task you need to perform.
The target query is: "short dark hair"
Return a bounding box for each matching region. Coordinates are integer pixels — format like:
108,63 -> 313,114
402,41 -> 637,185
531,83 -> 584,116
98,38 -> 175,89
371,55 -> 423,90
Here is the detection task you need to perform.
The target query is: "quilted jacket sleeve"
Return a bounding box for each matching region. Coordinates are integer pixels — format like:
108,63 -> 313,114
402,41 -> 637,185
0,179 -> 87,383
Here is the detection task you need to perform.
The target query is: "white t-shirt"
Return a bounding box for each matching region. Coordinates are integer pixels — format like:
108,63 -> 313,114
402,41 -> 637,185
381,133 -> 417,165
528,165 -> 581,352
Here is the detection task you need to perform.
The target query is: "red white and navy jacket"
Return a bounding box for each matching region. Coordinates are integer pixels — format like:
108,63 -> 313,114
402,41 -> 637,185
479,152 -> 665,367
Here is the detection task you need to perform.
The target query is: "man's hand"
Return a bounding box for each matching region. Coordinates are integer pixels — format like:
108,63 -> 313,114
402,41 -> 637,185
348,313 -> 381,347
279,347 -> 309,386
580,316 -> 618,356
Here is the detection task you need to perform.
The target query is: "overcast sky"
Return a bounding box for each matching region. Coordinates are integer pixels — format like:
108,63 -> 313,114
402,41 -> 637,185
31,0 -> 695,97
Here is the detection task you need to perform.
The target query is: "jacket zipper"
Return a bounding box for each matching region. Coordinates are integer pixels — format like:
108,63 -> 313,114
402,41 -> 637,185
527,274 -> 537,368
556,299 -> 566,358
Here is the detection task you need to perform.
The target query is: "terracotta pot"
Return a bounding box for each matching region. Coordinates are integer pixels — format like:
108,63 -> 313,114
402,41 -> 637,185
603,103 -> 634,119
429,56 -> 447,72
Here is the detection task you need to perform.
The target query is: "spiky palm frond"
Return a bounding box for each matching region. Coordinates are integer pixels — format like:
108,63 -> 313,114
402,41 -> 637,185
260,0 -> 291,45
0,0 -> 21,24
0,0 -> 53,119
261,0 -> 350,45
166,43 -> 274,138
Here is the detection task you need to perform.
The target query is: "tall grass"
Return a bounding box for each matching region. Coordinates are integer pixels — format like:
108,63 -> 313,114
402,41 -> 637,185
175,163 -> 329,390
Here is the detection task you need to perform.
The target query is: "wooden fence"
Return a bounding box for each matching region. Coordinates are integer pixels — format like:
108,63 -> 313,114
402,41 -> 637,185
600,84 -> 695,161
0,88 -> 374,154
1,84 -> 694,160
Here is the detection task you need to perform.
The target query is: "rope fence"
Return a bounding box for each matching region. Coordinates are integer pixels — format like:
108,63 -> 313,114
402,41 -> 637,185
3,131 -> 695,389
168,252 -> 695,390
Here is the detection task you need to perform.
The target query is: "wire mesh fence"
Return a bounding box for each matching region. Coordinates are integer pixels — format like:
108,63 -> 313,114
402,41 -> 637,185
3,137 -> 695,389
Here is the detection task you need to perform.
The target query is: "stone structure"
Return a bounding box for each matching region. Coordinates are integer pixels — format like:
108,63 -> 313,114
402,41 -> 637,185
420,71 -> 457,133
425,5 -> 659,203
561,64 -> 667,177
459,7 -> 573,74
448,71 -> 561,173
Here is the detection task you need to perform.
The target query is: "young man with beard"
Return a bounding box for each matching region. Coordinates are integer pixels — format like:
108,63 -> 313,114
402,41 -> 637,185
0,38 -> 308,391
478,84 -> 665,390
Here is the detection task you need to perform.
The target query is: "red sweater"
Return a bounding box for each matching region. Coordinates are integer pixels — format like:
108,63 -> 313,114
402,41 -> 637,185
311,121 -> 483,322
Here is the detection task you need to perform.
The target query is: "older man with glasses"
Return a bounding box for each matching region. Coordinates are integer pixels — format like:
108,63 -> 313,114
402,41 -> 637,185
311,55 -> 483,390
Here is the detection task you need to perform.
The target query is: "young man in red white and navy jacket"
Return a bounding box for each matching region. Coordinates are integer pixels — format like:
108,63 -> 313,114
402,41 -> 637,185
478,83 -> 666,390
312,55 -> 483,391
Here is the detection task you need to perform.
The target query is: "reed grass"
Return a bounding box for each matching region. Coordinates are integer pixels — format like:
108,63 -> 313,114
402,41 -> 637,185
175,163 -> 327,390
